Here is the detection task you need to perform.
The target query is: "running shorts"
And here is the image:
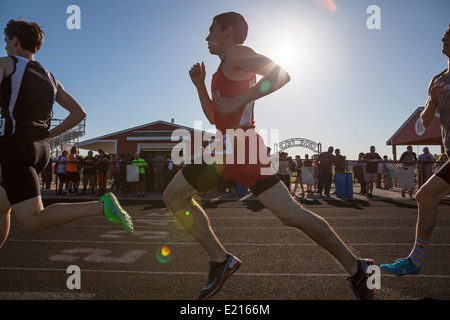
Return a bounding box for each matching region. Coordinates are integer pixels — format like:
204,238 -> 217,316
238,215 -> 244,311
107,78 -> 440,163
181,129 -> 279,196
435,158 -> 450,184
0,138 -> 50,205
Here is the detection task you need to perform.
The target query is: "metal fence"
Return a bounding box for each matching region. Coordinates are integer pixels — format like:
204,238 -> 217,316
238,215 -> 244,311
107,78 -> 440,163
39,158 -> 448,199
287,159 -> 447,198
348,160 -> 442,197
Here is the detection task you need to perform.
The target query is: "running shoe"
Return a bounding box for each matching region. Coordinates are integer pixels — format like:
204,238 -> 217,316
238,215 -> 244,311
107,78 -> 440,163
198,253 -> 241,300
381,258 -> 421,276
99,192 -> 134,233
347,258 -> 375,300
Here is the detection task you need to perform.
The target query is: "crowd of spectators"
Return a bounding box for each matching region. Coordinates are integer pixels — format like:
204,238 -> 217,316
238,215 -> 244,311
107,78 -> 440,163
45,148 -> 179,197
277,145 -> 449,198
41,145 -> 449,199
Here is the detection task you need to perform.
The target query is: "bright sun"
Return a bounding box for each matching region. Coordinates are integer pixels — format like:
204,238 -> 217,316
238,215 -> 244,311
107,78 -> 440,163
271,42 -> 300,71
264,22 -> 314,72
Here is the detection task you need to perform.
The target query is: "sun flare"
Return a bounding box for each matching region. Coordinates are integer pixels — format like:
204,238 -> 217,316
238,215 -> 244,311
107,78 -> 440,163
263,22 -> 314,72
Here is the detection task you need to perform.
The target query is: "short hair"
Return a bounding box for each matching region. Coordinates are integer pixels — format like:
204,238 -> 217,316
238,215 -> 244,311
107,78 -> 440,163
4,18 -> 45,53
213,12 -> 248,44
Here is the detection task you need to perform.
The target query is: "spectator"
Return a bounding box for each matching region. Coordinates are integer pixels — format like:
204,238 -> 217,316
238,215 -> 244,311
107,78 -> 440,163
418,147 -> 435,185
41,161 -> 53,192
153,152 -> 165,192
303,154 -> 314,193
354,152 -> 367,195
132,152 -> 148,197
146,153 -> 155,192
333,149 -> 346,194
276,152 -> 291,190
97,149 -> 110,197
399,145 -> 417,197
362,146 -> 382,197
381,155 -> 393,190
66,146 -> 81,196
122,152 -> 133,195
163,154 -> 173,190
81,151 -> 97,195
54,150 -> 68,195
292,155 -> 305,196
287,156 -> 295,192
434,153 -> 449,173
110,153 -> 121,193
115,153 -> 126,195
316,146 -> 335,197
313,159 -> 319,193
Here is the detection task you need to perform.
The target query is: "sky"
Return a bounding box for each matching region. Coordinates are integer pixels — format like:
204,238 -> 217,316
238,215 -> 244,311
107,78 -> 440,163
1,0 -> 449,160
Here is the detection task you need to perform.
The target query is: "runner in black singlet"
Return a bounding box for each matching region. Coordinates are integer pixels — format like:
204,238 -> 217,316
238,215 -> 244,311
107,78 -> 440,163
0,19 -> 133,250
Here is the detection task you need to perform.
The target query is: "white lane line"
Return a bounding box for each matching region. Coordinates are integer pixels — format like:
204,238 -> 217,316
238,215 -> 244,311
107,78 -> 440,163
0,267 -> 449,279
4,239 -> 450,246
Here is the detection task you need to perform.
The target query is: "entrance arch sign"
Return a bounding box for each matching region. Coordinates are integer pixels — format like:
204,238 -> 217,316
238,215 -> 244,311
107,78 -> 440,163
274,138 -> 322,154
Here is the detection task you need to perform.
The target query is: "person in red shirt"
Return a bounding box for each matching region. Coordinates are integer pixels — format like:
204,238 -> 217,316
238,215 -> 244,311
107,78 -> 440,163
163,12 -> 374,300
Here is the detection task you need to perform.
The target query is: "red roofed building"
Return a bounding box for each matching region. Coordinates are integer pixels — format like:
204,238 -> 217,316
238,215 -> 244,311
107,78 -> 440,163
387,107 -> 443,160
75,120 -> 213,159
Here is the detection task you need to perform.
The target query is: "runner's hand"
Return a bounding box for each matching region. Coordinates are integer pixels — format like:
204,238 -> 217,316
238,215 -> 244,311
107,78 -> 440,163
213,96 -> 241,115
189,62 -> 206,87
430,82 -> 445,102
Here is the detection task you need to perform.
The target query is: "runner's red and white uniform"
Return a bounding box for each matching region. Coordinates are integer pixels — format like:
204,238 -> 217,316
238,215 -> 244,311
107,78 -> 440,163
208,59 -> 275,187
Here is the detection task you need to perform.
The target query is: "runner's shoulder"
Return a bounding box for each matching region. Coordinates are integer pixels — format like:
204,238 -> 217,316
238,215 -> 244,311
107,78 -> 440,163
0,56 -> 15,79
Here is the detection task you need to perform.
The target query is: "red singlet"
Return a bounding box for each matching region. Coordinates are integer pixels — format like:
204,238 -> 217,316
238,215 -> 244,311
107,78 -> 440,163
208,60 -> 275,187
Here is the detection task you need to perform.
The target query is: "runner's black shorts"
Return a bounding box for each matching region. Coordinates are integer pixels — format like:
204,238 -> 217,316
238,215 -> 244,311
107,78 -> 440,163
435,157 -> 450,184
181,161 -> 280,197
0,138 -> 50,205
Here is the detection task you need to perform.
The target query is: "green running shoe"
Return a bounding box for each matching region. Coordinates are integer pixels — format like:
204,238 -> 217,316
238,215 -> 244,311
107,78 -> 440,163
381,258 -> 421,276
100,192 -> 134,233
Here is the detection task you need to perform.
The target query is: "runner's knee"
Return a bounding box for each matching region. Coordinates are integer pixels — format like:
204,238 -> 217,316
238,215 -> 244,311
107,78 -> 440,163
162,173 -> 195,207
416,185 -> 435,207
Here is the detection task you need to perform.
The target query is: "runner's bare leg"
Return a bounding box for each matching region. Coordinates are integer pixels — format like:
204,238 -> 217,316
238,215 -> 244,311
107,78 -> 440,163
257,181 -> 358,276
163,172 -> 228,263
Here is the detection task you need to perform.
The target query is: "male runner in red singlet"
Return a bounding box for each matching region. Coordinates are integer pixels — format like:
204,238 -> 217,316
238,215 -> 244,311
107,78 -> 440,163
163,12 -> 375,300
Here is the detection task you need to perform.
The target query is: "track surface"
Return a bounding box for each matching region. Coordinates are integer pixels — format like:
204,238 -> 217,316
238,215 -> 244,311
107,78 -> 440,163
0,197 -> 449,304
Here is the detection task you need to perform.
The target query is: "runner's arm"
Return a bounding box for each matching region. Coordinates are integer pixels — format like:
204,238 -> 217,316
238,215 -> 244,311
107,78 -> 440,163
48,80 -> 86,139
215,46 -> 290,114
421,75 -> 444,128
189,62 -> 215,124
0,57 -> 15,83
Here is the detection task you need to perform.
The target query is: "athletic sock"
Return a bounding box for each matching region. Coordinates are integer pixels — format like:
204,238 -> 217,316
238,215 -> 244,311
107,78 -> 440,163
408,238 -> 429,267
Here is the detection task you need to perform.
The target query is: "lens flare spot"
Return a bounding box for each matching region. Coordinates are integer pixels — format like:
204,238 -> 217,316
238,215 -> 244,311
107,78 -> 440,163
313,0 -> 337,12
260,80 -> 271,93
161,246 -> 171,256
156,245 -> 173,263
192,194 -> 202,205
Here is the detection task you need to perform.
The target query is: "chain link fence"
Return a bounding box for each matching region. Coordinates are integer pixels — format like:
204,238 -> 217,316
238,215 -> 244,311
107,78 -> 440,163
38,157 -> 448,199
281,158 -> 449,199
